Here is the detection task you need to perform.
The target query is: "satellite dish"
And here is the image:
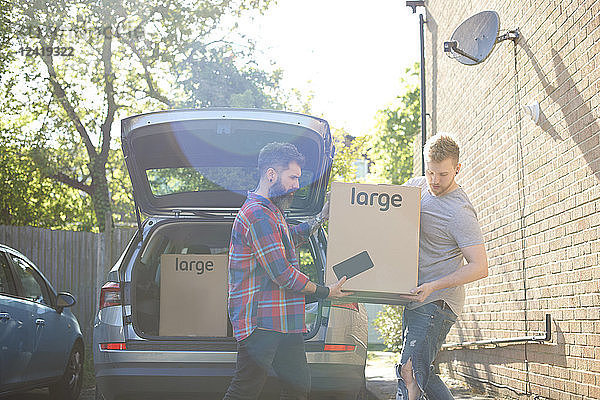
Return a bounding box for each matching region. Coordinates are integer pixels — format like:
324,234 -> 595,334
444,10 -> 518,66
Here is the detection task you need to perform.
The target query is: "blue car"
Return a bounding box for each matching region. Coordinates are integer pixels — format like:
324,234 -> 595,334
0,244 -> 84,399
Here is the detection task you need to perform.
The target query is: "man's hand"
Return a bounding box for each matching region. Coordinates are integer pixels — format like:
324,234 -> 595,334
410,281 -> 437,302
408,244 -> 488,302
308,192 -> 330,234
327,276 -> 351,298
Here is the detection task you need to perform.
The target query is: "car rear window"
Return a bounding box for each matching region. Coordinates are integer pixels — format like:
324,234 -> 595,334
146,166 -> 313,200
127,119 -> 326,212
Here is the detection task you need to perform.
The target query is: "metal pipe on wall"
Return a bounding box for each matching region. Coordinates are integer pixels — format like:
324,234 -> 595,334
406,1 -> 427,175
419,12 -> 427,176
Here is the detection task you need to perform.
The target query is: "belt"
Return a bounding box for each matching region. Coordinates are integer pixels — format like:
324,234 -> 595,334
432,299 -> 450,310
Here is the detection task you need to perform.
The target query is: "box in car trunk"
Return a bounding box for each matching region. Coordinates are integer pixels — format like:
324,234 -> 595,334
159,254 -> 228,336
133,221 -> 233,338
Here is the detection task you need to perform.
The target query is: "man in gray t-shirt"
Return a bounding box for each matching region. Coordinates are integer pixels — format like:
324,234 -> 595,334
396,134 -> 488,400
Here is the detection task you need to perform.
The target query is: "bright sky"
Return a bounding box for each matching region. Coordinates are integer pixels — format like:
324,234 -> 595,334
239,0 -> 421,136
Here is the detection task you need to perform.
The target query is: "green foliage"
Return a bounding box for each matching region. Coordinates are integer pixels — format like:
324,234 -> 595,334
179,46 -> 284,109
0,0 -> 12,75
105,145 -> 136,227
329,127 -> 369,186
82,342 -> 96,389
1,0 -> 280,231
297,245 -> 318,283
0,133 -> 95,230
369,65 -> 422,351
373,305 -> 404,352
369,63 -> 420,184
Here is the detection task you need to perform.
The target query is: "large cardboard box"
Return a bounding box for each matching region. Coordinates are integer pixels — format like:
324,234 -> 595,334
325,182 -> 420,304
159,254 -> 228,336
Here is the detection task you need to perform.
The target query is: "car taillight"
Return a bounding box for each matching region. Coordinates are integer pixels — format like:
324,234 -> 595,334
323,344 -> 356,352
332,302 -> 359,312
99,282 -> 121,309
100,342 -> 126,350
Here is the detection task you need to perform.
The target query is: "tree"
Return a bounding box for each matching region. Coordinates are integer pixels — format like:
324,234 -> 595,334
0,133 -> 95,230
4,0 -> 273,231
372,305 -> 404,352
329,128 -> 369,186
0,0 -> 12,74
368,63 -> 420,185
369,63 -> 421,351
178,45 -> 283,109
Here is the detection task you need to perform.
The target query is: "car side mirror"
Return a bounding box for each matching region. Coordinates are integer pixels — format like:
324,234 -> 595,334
56,292 -> 76,313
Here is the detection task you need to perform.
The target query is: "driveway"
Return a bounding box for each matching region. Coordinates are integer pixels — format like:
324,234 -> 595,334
3,352 -> 491,400
365,351 -> 495,400
0,388 -> 94,400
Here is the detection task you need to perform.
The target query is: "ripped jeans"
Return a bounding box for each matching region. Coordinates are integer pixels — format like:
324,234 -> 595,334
396,301 -> 457,400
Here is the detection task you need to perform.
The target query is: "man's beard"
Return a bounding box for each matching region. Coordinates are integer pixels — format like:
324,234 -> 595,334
269,179 -> 295,211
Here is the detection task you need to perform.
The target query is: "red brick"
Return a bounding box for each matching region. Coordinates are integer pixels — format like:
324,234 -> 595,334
424,1 -> 600,398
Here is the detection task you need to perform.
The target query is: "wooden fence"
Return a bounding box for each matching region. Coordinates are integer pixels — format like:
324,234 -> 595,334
0,225 -> 136,344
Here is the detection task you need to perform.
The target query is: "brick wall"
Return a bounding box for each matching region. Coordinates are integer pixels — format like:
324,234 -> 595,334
420,1 -> 600,398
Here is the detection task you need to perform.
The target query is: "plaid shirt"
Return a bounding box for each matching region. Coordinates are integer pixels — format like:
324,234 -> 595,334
228,192 -> 311,341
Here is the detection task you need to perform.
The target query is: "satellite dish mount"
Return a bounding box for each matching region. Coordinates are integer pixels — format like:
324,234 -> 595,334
444,11 -> 519,66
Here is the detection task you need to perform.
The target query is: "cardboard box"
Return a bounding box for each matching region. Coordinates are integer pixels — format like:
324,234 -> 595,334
159,254 -> 228,336
325,182 -> 420,304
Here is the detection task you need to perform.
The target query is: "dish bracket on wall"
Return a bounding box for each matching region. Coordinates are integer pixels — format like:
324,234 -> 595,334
444,11 -> 519,66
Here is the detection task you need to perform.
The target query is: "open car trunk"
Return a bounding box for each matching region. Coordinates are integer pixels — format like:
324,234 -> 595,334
132,220 -> 234,338
122,109 -> 333,341
131,220 -> 324,340
121,109 -> 334,220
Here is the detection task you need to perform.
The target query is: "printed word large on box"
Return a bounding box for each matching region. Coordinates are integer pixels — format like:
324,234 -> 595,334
159,254 -> 228,336
326,182 -> 420,304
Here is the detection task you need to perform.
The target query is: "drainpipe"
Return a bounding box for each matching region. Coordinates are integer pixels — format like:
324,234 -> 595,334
406,1 -> 427,175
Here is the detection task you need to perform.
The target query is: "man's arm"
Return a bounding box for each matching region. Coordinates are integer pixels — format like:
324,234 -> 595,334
249,214 -> 310,292
410,243 -> 488,302
289,222 -> 311,247
249,209 -> 349,298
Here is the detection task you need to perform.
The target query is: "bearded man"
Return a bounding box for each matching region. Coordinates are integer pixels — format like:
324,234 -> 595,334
223,142 -> 348,400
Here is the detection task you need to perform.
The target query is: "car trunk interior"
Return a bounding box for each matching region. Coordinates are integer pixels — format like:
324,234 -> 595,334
132,220 -> 234,338
131,219 -> 323,341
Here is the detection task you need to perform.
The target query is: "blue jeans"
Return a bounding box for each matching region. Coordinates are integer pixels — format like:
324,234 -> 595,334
223,329 -> 310,400
396,301 -> 457,400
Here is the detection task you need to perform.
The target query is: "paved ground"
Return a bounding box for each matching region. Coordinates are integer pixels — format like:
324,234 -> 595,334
365,351 -> 494,400
0,388 -> 94,400
4,352 -> 493,400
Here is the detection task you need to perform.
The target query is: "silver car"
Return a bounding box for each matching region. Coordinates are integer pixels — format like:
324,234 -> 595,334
93,109 -> 368,400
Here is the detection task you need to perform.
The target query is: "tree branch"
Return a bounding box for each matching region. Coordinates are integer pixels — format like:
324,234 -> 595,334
122,36 -> 172,107
100,24 -> 117,161
51,172 -> 92,194
39,38 -> 97,160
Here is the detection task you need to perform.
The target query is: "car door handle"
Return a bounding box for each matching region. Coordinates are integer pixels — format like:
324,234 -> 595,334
0,312 -> 10,321
35,318 -> 45,326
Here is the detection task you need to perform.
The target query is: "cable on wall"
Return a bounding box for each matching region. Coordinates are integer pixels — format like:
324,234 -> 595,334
513,32 -> 531,397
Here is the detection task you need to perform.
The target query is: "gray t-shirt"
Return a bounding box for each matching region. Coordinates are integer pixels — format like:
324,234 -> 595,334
404,176 -> 484,316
